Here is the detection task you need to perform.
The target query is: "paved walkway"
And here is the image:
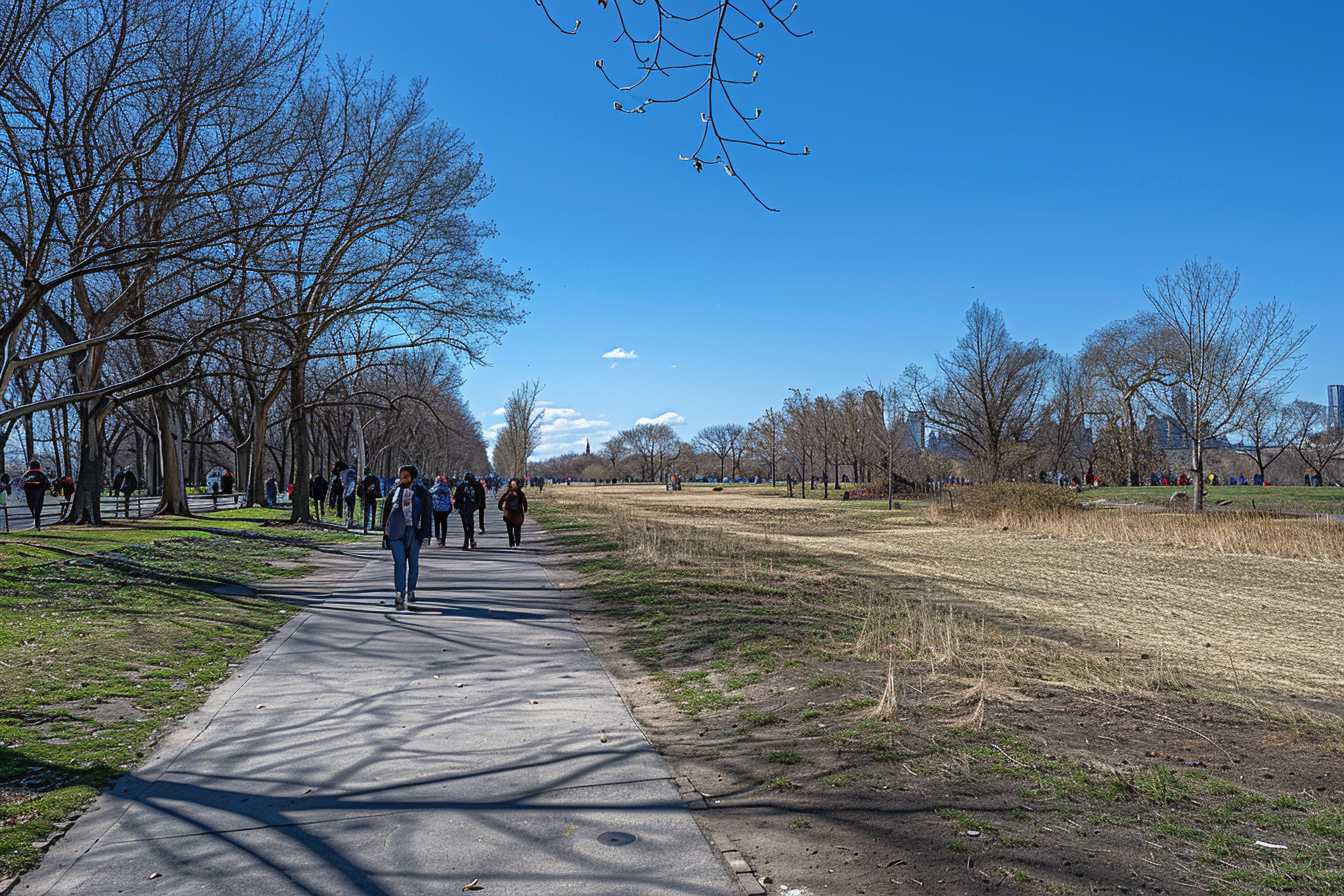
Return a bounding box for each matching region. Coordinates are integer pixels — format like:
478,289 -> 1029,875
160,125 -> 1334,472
16,507 -> 736,896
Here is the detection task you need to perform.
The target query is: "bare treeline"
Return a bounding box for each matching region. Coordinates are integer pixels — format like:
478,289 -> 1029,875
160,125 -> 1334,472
0,0 -> 531,523
536,259 -> 1325,512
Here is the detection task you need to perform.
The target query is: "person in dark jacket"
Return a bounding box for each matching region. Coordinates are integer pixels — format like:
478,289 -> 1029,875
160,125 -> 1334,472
382,464 -> 432,610
473,474 -> 487,533
359,467 -> 382,532
497,478 -> 529,547
309,472 -> 328,519
453,473 -> 480,550
222,470 -> 235,494
21,460 -> 51,530
112,467 -> 139,515
265,475 -> 279,508
430,475 -> 454,546
328,464 -> 343,516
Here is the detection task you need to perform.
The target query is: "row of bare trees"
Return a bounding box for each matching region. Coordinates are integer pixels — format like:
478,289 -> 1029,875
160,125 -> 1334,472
532,258 -> 1325,513
0,0 -> 530,524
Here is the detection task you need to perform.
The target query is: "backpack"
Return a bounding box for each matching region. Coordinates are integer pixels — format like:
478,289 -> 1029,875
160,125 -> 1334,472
457,484 -> 477,513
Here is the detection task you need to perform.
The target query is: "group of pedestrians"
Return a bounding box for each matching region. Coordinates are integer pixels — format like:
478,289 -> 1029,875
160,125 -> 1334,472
380,467 -> 530,612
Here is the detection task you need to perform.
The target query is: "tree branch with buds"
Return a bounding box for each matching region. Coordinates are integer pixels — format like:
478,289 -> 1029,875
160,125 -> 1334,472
536,0 -> 812,211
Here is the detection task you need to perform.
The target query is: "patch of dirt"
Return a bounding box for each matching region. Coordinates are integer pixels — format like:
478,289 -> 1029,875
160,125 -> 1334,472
571,595 -> 1343,893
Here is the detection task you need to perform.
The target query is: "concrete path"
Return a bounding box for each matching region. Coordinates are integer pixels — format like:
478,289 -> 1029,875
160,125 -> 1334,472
16,506 -> 736,896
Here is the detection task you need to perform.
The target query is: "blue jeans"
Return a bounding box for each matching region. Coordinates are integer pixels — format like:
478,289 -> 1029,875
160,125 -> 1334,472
390,527 -> 421,594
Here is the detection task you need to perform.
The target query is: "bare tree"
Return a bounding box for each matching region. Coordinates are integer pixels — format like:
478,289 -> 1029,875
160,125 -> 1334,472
492,380 -> 545,477
694,423 -> 743,481
906,302 -> 1050,482
747,407 -> 784,485
1289,402 -> 1344,486
1081,316 -> 1164,486
1139,259 -> 1309,511
620,422 -> 679,481
1233,391 -> 1299,483
536,0 -> 812,210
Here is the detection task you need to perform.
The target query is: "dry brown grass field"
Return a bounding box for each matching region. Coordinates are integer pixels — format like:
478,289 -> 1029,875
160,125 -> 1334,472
550,483 -> 1344,709
534,482 -> 1344,895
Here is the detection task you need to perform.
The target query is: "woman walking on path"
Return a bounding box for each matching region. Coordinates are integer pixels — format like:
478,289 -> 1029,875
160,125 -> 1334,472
453,473 -> 479,550
382,464 -> 432,611
430,475 -> 454,546
498,478 -> 529,547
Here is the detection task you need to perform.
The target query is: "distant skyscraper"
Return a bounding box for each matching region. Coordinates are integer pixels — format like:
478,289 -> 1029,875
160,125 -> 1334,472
1329,385 -> 1344,431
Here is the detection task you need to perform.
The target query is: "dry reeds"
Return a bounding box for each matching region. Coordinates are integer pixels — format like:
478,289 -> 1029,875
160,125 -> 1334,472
930,484 -> 1344,563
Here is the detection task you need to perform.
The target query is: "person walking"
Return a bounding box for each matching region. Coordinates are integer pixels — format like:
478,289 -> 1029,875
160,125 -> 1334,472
340,464 -> 358,528
382,465 -> 432,611
22,460 -> 51,530
222,470 -> 235,494
474,473 -> 487,534
309,471 -> 327,520
360,467 -> 382,532
498,478 -> 529,547
453,473 -> 479,550
430,475 -> 454,546
113,466 -> 139,516
328,464 -> 344,517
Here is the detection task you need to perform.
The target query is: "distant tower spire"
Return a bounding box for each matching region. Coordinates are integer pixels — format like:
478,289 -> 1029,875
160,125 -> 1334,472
585,438 -> 591,455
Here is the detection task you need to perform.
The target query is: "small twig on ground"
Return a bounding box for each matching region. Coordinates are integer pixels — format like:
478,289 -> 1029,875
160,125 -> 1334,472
1077,694 -> 1235,762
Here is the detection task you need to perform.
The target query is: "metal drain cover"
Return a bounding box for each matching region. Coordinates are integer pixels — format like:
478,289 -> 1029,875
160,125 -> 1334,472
597,831 -> 637,847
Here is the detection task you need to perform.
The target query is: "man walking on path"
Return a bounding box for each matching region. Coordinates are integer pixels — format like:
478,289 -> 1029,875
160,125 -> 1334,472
454,473 -> 479,550
21,460 -> 51,530
430,475 -> 453,546
309,471 -> 327,520
382,464 -> 432,611
112,467 -> 138,516
359,467 -> 382,532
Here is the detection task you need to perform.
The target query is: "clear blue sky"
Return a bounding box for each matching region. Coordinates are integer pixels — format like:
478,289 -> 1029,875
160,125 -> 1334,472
323,2 -> 1342,458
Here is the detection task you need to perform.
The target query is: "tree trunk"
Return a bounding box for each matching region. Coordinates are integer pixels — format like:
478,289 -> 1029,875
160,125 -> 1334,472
62,399 -> 109,525
1191,444 -> 1205,513
152,392 -> 192,515
289,362 -> 312,523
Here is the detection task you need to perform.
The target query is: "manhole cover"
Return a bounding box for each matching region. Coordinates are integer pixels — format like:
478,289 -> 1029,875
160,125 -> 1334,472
597,831 -> 637,847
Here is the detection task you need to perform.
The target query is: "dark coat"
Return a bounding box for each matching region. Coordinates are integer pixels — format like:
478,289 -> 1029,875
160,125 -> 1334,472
382,482 -> 433,547
497,489 -> 528,525
360,474 -> 382,503
453,482 -> 478,516
310,474 -> 328,501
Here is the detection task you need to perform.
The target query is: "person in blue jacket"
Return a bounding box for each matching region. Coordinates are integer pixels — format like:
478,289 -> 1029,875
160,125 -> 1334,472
430,475 -> 454,546
382,464 -> 433,611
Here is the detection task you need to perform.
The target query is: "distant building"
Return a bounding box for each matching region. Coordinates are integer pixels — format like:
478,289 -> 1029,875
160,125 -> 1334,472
1329,385 -> 1344,431
1146,414 -> 1189,451
905,411 -> 926,450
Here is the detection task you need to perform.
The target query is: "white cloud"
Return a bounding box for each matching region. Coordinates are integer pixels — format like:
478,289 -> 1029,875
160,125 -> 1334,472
491,407 -> 506,416
602,347 -> 639,361
540,406 -> 579,420
635,411 -> 685,427
541,417 -> 607,435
